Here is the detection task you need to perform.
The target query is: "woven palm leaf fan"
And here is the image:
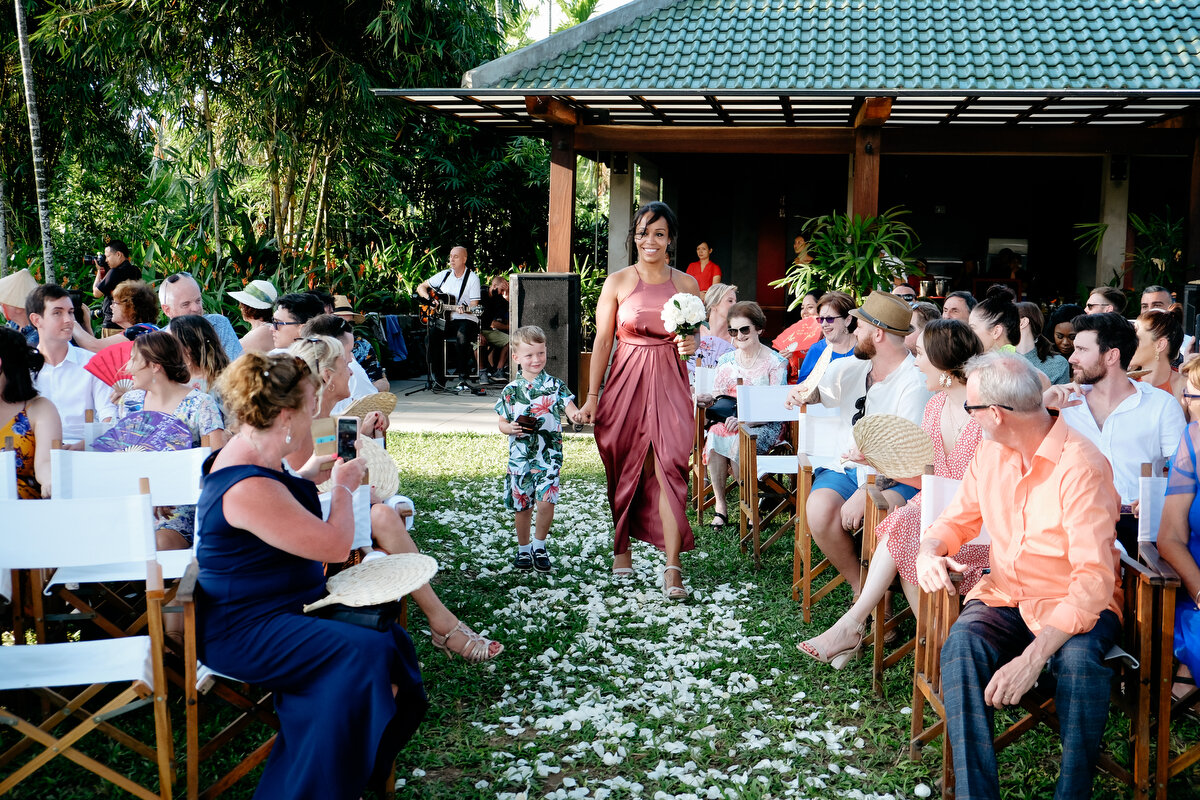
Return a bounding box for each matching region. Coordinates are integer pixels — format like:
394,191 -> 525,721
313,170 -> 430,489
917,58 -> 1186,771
302,553 -> 437,613
852,413 -> 935,480
92,411 -> 193,452
316,436 -> 399,500
342,392 -> 397,419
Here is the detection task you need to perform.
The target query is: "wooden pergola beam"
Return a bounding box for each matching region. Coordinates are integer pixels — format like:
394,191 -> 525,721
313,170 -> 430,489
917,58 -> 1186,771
525,96 -> 579,127
855,97 -> 893,127
570,125 -> 1195,156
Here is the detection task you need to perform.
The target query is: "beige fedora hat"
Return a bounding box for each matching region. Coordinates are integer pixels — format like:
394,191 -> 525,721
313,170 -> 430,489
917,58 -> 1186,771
848,291 -> 914,336
0,268 -> 39,309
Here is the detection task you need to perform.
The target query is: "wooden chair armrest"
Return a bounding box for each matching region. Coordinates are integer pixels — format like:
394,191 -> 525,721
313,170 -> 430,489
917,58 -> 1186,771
1138,542 -> 1182,586
737,421 -> 759,438
865,484 -> 889,512
797,452 -> 812,470
176,559 -> 200,604
1118,550 -> 1164,584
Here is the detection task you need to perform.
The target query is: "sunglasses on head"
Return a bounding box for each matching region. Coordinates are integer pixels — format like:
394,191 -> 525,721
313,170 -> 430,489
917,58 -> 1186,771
851,395 -> 867,424
727,324 -> 756,338
164,271 -> 194,284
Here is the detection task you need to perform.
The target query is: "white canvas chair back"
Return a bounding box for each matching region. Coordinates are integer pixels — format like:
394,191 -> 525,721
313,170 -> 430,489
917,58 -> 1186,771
0,493 -> 156,571
694,366 -> 717,397
1137,464 -> 1168,544
83,418 -> 116,450
920,473 -> 991,545
318,484 -> 374,550
0,448 -> 16,501
738,384 -> 797,424
52,447 -> 210,507
797,403 -> 843,472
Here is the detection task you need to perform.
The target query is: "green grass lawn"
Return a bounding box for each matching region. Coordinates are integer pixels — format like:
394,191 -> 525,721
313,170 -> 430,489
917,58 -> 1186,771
2,431 -> 1197,799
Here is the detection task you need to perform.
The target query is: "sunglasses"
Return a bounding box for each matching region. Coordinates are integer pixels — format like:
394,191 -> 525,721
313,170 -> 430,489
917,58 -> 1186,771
1183,392 -> 1200,401
270,319 -> 304,330
727,324 -> 756,338
963,402 -> 1015,414
816,316 -> 844,324
895,293 -> 916,301
851,395 -> 867,424
164,271 -> 194,284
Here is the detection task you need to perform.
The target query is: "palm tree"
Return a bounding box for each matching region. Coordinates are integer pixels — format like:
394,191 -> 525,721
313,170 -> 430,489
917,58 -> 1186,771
14,0 -> 54,282
0,172 -> 9,276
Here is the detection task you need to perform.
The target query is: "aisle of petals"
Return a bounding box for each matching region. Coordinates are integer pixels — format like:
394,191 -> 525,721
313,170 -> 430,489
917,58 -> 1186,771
412,477 -> 919,800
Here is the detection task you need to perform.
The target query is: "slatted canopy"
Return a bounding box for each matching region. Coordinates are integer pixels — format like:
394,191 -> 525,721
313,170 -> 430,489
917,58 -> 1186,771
377,89 -> 1200,135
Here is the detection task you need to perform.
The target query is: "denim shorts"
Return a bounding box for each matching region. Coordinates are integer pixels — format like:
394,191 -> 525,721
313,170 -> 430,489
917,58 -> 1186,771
812,467 -> 919,503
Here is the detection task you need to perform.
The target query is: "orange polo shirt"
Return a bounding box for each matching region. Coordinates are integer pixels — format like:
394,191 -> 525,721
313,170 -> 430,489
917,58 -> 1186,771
686,261 -> 721,292
923,416 -> 1123,636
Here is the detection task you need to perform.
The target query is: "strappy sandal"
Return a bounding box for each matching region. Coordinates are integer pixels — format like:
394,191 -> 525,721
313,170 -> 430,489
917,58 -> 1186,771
431,621 -> 503,664
797,621 -> 866,670
710,511 -> 728,529
662,565 -> 688,602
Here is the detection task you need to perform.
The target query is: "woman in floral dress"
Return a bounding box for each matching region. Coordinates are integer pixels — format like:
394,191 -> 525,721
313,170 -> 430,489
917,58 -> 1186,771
0,328 -> 62,498
697,301 -> 787,529
799,319 -> 989,667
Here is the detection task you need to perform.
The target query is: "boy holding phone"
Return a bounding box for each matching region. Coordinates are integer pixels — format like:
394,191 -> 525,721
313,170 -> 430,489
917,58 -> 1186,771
494,326 -> 582,572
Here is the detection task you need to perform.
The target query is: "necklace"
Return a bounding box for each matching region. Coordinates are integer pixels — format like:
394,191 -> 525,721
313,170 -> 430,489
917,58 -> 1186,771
736,345 -> 764,370
237,431 -> 274,467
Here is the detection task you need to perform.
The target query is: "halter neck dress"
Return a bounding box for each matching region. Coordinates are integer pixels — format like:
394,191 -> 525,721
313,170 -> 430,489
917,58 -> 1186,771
594,273 -> 695,555
196,459 -> 426,799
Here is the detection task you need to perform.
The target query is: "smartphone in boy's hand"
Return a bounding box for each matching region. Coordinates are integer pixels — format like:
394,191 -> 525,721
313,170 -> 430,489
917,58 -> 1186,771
516,413 -> 538,434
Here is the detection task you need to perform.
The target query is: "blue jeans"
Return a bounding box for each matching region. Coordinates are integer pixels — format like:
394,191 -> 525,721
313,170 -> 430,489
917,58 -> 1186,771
941,600 -> 1121,800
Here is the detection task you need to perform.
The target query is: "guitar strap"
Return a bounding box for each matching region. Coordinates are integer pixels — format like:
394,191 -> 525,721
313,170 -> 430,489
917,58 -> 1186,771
433,268 -> 473,308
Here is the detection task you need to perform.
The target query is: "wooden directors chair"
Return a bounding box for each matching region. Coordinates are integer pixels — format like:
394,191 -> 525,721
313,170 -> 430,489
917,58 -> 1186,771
735,384 -> 800,569
0,487 -> 175,800
910,467 -> 1169,799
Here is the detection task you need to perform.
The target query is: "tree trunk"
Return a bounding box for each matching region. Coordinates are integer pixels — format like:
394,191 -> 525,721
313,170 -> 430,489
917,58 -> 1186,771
0,173 -> 8,277
292,141 -> 322,256
202,86 -> 221,262
308,147 -> 335,260
269,109 -> 284,249
14,0 -> 54,282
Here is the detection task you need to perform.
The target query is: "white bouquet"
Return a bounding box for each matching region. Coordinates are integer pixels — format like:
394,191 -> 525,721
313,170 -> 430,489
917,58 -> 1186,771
661,292 -> 707,359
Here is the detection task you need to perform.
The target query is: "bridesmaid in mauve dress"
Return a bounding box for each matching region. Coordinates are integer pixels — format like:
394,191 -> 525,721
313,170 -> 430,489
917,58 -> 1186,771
578,202 -> 700,601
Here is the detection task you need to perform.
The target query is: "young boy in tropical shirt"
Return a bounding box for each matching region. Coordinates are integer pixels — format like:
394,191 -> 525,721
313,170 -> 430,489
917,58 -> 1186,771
495,326 -> 582,572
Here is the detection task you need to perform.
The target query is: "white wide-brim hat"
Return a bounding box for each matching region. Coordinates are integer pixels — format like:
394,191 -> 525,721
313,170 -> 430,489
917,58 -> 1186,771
227,280 -> 278,310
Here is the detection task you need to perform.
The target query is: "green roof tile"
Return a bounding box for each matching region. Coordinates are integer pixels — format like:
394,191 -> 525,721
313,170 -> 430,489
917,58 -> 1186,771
472,0 -> 1199,91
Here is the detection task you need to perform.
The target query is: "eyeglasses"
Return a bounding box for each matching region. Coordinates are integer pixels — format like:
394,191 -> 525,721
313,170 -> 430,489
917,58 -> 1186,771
727,324 -> 756,338
851,395 -> 867,424
816,316 -> 844,324
270,319 -> 304,330
1183,392 -> 1200,401
963,402 -> 1015,414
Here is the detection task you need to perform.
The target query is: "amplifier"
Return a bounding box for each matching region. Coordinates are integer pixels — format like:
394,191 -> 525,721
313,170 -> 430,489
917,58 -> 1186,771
509,273 -> 581,395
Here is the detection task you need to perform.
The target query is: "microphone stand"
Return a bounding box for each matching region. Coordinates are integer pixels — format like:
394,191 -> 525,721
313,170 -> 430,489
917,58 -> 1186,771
405,298 -> 447,397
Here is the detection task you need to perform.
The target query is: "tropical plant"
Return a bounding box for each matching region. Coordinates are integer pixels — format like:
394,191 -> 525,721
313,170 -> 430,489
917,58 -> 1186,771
1073,210 -> 1185,289
575,253 -> 604,349
770,207 -> 921,306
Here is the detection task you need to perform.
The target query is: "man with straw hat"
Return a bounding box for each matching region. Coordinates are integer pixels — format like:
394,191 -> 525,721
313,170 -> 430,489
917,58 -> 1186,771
0,268 -> 40,346
786,290 -> 933,598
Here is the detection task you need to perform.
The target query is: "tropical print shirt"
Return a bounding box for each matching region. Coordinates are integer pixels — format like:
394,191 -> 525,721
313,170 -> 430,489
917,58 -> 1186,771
352,335 -> 385,382
494,370 -> 575,478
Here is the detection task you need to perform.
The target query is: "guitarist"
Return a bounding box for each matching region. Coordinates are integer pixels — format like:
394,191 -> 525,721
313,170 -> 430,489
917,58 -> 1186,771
417,245 -> 482,391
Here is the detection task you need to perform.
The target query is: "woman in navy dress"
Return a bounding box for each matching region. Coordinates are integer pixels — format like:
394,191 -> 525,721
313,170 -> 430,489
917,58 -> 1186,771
197,352 -> 425,799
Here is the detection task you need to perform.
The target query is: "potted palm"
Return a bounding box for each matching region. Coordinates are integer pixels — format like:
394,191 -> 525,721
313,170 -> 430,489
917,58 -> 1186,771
771,206 -> 921,305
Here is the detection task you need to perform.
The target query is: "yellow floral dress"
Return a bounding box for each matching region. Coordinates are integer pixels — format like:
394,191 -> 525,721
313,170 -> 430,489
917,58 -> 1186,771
1,407 -> 39,499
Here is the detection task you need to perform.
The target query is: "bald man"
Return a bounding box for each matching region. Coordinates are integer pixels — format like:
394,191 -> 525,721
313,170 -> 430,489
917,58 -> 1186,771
417,246 -> 481,392
158,272 -> 243,361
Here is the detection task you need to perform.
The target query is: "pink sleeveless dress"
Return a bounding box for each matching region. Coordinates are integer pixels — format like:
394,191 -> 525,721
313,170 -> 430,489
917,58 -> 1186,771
595,274 -> 696,555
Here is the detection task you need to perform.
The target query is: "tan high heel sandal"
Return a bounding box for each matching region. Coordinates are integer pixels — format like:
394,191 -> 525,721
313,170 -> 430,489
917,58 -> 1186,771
431,621 -> 503,664
662,565 -> 688,602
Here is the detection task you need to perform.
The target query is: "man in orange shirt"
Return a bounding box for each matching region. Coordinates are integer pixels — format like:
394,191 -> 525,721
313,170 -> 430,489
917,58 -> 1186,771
916,353 -> 1123,800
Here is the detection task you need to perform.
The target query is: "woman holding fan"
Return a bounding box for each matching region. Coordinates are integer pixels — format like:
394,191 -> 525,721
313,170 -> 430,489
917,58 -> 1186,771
577,202 -> 699,601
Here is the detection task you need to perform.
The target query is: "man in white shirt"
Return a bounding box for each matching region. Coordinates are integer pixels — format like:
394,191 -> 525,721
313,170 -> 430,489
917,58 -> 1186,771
416,246 -> 481,392
158,271 -> 244,361
787,291 -> 934,596
28,284 -> 116,444
1045,312 -> 1185,544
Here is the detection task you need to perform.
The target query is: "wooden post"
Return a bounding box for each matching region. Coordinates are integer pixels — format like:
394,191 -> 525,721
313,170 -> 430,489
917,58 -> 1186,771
548,124 -> 575,274
1188,135 -> 1200,281
850,98 -> 890,219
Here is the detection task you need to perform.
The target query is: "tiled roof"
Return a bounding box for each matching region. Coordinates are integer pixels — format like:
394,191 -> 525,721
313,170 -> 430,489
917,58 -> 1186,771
479,0 -> 1200,92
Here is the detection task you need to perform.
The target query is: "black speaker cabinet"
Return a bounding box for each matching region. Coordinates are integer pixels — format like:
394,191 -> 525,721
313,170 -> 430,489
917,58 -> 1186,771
509,273 -> 582,395
1184,283 -> 1200,337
